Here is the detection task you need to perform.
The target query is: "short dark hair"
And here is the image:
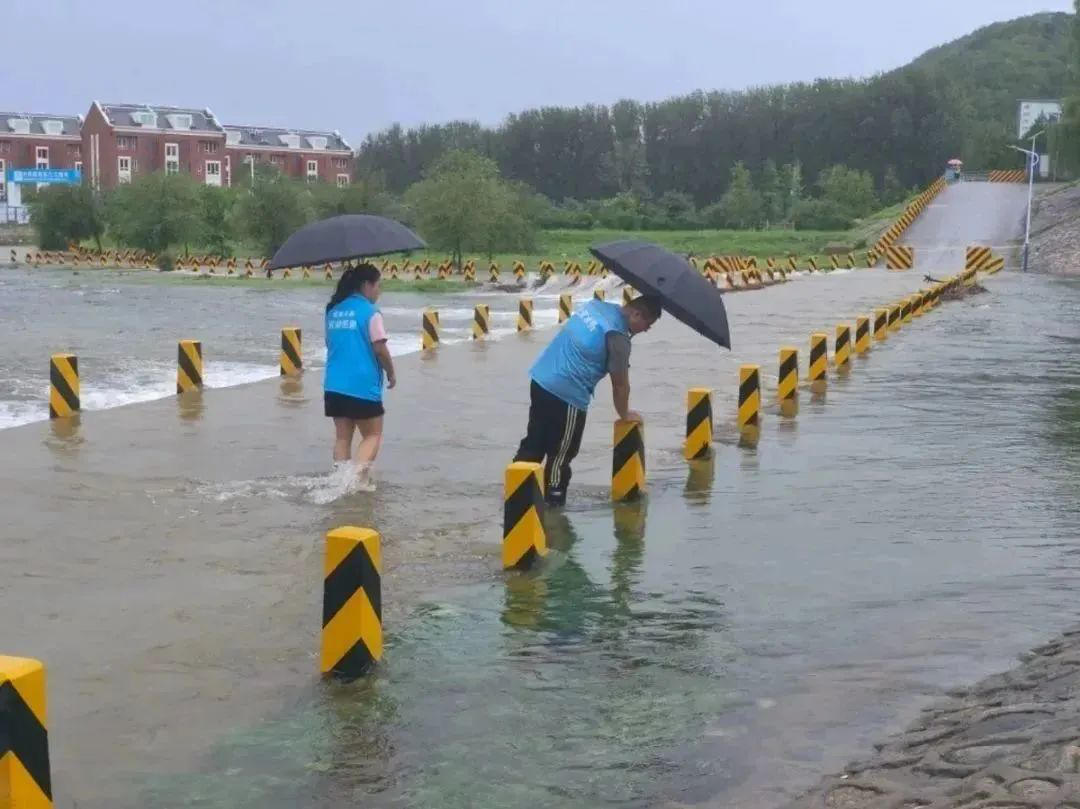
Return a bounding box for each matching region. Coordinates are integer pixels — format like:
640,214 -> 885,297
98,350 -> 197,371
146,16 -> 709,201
626,295 -> 662,320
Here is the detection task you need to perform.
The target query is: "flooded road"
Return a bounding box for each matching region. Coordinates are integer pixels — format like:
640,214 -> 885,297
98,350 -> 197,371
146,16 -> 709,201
2,266 -> 1079,808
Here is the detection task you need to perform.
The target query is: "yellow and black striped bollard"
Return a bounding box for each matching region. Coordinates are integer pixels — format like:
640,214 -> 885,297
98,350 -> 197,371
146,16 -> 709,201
321,526 -> 382,677
472,304 -> 490,340
324,263 -> 333,280
778,347 -> 798,417
855,316 -> 871,354
177,339 -> 203,394
49,353 -> 80,419
489,264 -> 500,283
901,299 -> 913,325
835,325 -> 851,371
685,388 -> 713,461
738,365 -> 761,433
911,292 -> 924,318
874,308 -> 889,342
594,288 -> 605,301
517,297 -> 533,332
1,655 -> 52,805
612,420 -> 645,501
421,308 -> 439,350
888,304 -> 901,333
558,293 -> 572,323
280,327 -> 302,376
809,333 -> 828,393
503,461 -> 547,569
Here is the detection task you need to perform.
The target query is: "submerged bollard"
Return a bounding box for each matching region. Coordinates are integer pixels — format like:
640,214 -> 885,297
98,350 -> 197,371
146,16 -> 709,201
0,655 -> 52,806
778,347 -> 799,417
888,304 -> 902,333
503,462 -> 547,569
855,316 -> 870,354
421,308 -> 439,350
911,292 -> 924,318
874,308 -> 889,342
280,327 -> 302,376
49,353 -> 79,419
684,387 -> 713,461
472,304 -> 490,340
809,333 -> 828,392
176,339 -> 203,394
738,365 -> 761,430
612,420 -> 646,502
834,325 -> 851,369
320,526 -> 382,677
901,299 -> 913,325
517,297 -> 533,332
558,293 -> 573,323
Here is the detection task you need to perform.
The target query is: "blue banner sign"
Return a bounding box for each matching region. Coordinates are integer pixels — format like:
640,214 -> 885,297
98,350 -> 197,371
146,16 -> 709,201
6,168 -> 82,184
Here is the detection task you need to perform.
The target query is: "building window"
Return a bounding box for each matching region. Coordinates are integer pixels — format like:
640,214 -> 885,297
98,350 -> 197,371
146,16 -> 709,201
69,143 -> 82,157
205,160 -> 222,186
118,156 -> 132,183
74,161 -> 83,175
336,174 -> 350,188
0,159 -> 6,201
117,135 -> 137,150
165,143 -> 180,175
306,160 -> 318,182
36,147 -> 49,170
199,141 -> 219,154
0,141 -> 9,154
332,157 -> 350,170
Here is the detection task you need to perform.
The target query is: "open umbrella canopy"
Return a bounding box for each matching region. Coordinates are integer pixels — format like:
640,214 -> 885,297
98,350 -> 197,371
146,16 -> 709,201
267,214 -> 426,270
947,158 -> 964,166
589,240 -> 731,349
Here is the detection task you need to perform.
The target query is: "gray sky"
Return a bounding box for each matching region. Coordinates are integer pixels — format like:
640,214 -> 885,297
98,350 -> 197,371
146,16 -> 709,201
5,0 -> 1073,144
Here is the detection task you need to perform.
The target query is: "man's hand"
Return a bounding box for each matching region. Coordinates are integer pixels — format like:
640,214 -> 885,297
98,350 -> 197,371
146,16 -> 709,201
623,410 -> 643,423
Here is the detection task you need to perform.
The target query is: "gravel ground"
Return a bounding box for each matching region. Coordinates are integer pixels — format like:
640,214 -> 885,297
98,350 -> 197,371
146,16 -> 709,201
1031,183 -> 1080,275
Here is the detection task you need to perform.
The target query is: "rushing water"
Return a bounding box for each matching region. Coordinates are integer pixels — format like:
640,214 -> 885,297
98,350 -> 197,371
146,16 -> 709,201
2,266 -> 1079,809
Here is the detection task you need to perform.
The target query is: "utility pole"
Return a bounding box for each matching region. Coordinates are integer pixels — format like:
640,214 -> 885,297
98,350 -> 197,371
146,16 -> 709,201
1010,130 -> 1043,273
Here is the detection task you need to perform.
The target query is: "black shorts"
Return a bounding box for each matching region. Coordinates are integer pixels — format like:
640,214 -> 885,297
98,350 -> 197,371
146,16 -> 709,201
324,391 -> 385,420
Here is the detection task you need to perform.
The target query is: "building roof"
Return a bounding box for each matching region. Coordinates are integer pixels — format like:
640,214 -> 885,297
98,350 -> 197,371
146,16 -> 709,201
0,112 -> 82,137
97,102 -> 224,133
222,124 -> 352,153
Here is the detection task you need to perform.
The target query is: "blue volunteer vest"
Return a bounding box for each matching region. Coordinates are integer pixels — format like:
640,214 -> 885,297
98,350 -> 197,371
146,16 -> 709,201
324,294 -> 383,402
530,300 -> 630,410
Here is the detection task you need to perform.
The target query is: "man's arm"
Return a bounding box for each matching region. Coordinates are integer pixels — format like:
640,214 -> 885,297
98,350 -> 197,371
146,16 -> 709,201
607,333 -> 641,422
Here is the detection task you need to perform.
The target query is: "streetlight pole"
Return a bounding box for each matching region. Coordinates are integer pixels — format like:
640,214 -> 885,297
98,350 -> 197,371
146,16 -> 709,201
1010,130 -> 1043,273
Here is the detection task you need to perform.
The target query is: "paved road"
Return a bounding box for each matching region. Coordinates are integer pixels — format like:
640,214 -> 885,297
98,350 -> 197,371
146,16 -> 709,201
902,182 -> 1029,272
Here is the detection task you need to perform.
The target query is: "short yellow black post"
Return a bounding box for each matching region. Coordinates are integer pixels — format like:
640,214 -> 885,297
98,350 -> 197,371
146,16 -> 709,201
421,308 -> 439,350
594,288 -> 605,301
874,308 -> 889,342
809,333 -> 828,393
684,388 -> 713,461
911,292 -> 924,318
834,325 -> 851,371
280,327 -> 302,376
517,297 -> 533,332
612,420 -> 645,501
49,353 -> 79,419
901,299 -> 913,325
738,365 -> 761,432
558,293 -> 573,323
502,462 -> 547,569
778,347 -> 798,417
0,655 -> 52,805
472,304 -> 490,340
888,304 -> 902,333
622,287 -> 634,305
855,316 -> 870,354
177,339 -> 203,394
320,526 -> 382,677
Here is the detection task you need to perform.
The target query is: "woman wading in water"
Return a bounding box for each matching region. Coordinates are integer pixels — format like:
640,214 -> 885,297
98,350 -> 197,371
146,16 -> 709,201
324,263 -> 396,490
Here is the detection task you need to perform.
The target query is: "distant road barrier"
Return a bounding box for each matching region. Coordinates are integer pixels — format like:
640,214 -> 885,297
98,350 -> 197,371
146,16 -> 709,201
989,169 -> 1026,183
885,245 -> 914,270
966,245 -> 1007,274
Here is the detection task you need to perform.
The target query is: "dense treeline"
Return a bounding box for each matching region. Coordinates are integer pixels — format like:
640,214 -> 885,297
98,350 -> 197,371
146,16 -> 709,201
356,13 -> 1070,204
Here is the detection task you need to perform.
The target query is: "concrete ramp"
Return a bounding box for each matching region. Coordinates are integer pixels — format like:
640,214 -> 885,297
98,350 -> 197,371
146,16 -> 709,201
902,182 -> 1029,272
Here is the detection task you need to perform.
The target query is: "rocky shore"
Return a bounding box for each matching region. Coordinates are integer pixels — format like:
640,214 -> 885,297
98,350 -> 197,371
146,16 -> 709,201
1031,183 -> 1080,275
782,627 -> 1080,807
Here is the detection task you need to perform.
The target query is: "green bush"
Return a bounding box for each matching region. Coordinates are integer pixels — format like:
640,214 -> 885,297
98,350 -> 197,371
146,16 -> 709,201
792,198 -> 854,231
28,184 -> 104,251
157,249 -> 176,272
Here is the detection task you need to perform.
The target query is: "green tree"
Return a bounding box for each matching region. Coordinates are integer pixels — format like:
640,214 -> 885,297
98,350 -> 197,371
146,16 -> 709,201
308,177 -> 392,219
818,165 -> 878,219
105,173 -> 202,253
712,162 -> 763,229
792,198 -> 853,230
28,184 -> 104,251
655,190 -> 699,229
234,172 -> 313,257
760,160 -> 785,225
198,185 -> 235,256
405,150 -> 535,269
881,166 -> 907,205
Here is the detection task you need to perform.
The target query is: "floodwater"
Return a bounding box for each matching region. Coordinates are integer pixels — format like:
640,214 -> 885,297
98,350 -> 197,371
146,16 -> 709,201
3,265 -> 1080,809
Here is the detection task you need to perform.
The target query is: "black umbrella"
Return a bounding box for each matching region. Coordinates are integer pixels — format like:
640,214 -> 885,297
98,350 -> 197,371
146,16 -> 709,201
590,240 -> 731,349
267,214 -> 426,270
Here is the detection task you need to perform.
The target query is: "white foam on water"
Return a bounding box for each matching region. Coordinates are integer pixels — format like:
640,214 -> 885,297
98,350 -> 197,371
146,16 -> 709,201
0,400 -> 44,430
198,463 -> 377,505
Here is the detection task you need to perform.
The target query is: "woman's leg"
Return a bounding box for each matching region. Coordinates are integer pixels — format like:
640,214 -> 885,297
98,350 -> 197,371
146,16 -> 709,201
355,416 -> 384,465
333,418 -> 356,462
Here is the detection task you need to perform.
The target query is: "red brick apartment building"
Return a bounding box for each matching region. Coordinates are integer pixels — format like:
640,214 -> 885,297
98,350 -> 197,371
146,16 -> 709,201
0,112 -> 83,201
223,125 -> 354,186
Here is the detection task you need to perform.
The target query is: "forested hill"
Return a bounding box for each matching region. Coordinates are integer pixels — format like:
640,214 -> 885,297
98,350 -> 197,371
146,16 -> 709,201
355,12 -> 1071,206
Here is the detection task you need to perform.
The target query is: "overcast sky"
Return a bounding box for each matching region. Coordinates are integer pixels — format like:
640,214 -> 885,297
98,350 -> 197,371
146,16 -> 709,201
5,0 -> 1073,144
